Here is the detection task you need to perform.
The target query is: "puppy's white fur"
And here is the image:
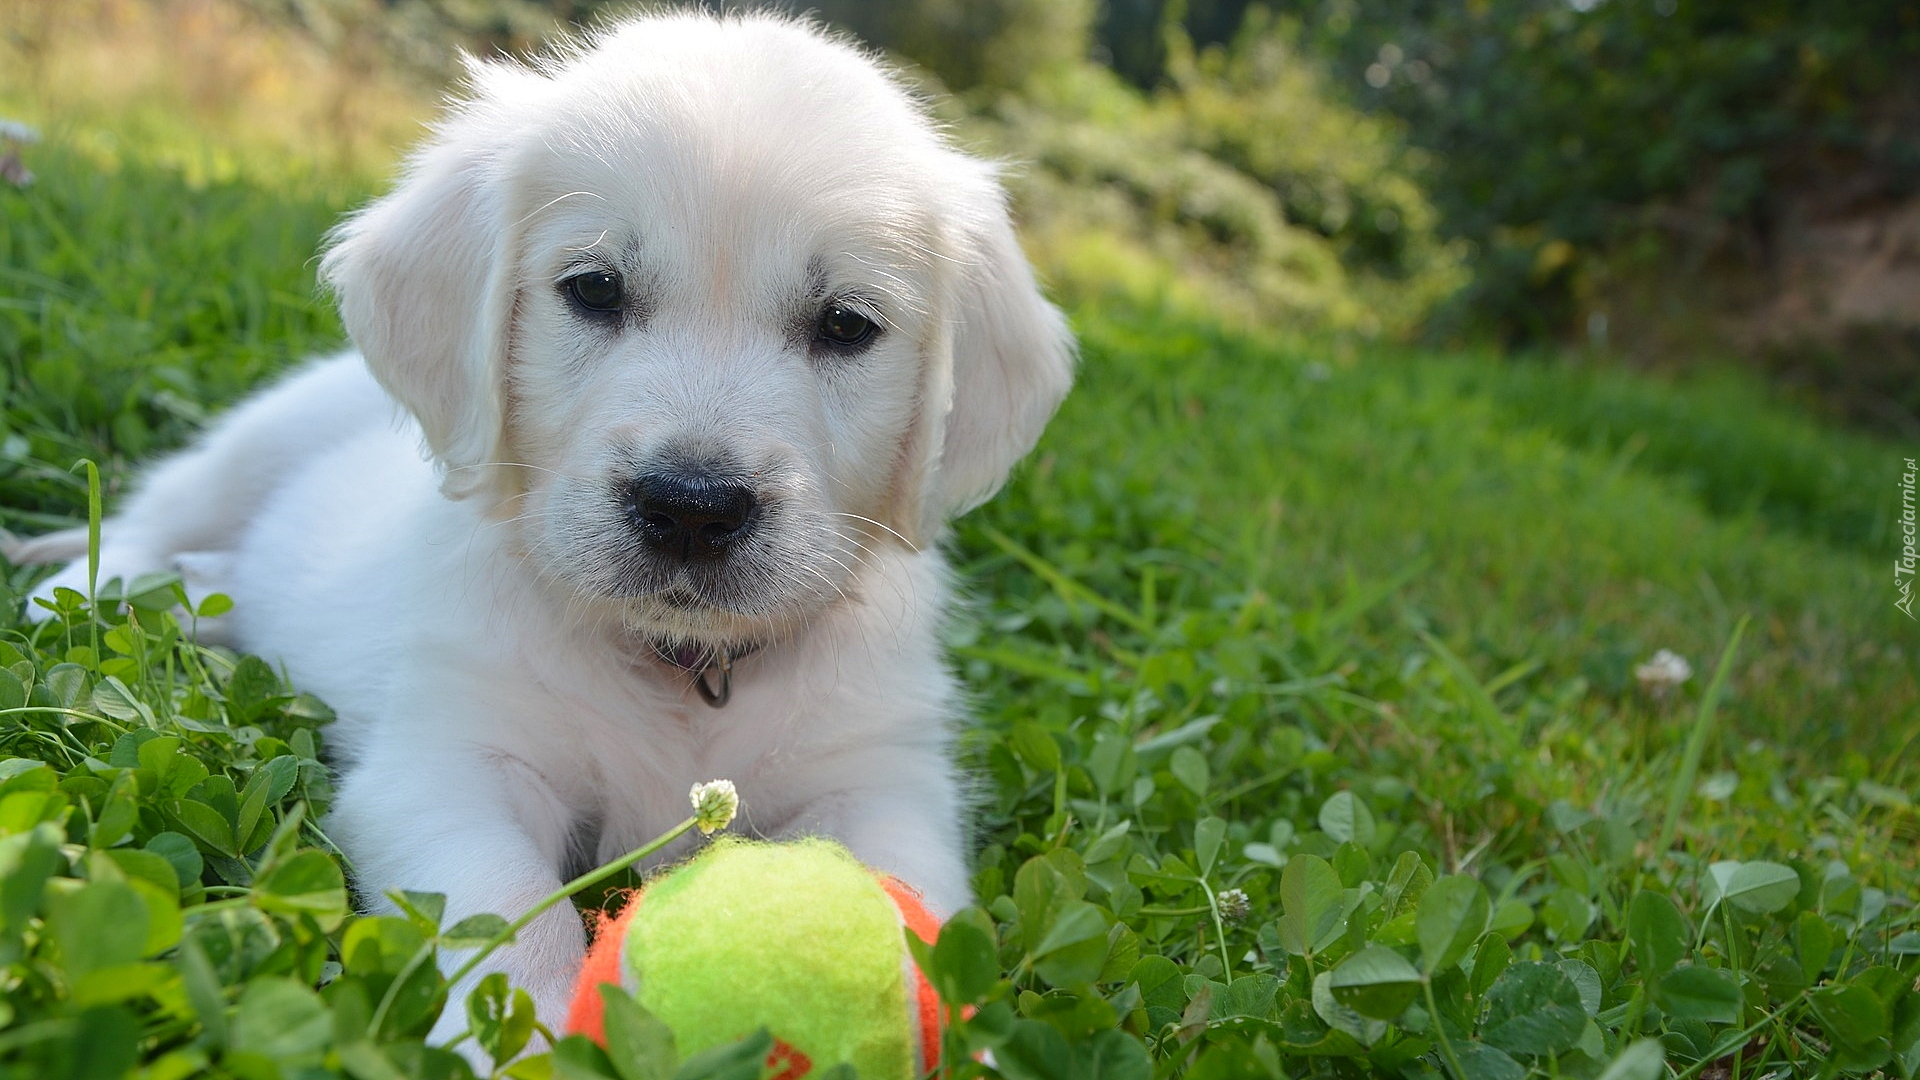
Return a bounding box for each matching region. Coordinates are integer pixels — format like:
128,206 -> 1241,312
18,13 -> 1071,1042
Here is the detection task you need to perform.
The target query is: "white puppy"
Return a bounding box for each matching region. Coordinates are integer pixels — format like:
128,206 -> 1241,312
16,13 -> 1072,1042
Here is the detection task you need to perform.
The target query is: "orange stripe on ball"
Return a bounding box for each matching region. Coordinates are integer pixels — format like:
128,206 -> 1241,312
567,891 -> 646,1044
877,876 -> 943,1075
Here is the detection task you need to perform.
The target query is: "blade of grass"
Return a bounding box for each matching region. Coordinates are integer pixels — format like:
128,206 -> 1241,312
1653,616 -> 1750,860
979,525 -> 1151,633
1324,556 -> 1430,634
1417,629 -> 1519,756
83,459 -> 101,659
951,644 -> 1095,692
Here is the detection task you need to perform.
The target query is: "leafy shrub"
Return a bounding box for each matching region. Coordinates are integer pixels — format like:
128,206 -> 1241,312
805,0 -> 1098,93
975,62 -> 1365,331
1295,0 -> 1920,349
958,19 -> 1464,337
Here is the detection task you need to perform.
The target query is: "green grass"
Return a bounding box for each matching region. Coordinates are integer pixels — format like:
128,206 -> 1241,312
0,141 -> 360,527
1,133 -> 1917,1080
974,307 -> 1914,779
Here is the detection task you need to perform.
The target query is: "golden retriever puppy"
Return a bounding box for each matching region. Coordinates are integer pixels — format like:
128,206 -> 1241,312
17,12 -> 1072,1045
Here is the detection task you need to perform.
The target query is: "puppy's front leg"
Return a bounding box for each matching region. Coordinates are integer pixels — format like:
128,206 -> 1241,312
780,785 -> 972,919
329,746 -> 585,1050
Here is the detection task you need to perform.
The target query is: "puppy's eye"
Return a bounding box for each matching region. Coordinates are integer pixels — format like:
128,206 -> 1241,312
814,302 -> 878,351
563,270 -> 623,314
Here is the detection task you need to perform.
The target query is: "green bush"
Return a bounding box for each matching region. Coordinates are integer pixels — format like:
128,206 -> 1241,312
1294,0 -> 1920,346
1153,12 -> 1462,320
805,0 -> 1098,93
958,18 -> 1464,337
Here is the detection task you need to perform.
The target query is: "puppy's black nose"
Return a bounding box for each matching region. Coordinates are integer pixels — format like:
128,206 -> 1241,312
626,473 -> 758,561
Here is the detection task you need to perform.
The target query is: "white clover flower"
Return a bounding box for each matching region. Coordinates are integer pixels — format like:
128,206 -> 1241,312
0,120 -> 39,144
689,779 -> 739,835
1635,649 -> 1692,697
1217,888 -> 1251,925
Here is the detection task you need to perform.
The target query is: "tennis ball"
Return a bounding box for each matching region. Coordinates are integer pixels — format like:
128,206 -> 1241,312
566,837 -> 942,1080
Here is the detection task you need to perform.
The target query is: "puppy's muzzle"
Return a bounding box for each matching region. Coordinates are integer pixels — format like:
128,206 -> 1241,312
625,472 -> 759,562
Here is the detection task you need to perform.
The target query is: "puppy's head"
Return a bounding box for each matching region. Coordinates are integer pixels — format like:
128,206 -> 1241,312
321,14 -> 1072,646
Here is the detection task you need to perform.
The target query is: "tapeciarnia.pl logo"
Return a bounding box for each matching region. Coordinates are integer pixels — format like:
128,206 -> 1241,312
1899,456 -> 1917,620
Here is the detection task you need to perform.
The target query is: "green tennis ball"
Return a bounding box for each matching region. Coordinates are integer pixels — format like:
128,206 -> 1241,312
568,837 -> 941,1080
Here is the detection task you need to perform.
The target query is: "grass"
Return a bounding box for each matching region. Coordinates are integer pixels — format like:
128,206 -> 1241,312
965,300 -> 1913,777
0,105 -> 1917,1080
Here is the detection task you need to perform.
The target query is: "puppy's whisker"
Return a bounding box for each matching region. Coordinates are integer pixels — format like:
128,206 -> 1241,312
819,525 -> 909,620
447,460 -> 579,480
565,230 -> 612,254
816,548 -> 861,583
478,508 -> 554,534
516,189 -> 608,227
798,564 -> 848,606
828,542 -> 912,632
828,534 -> 894,582
825,542 -> 877,577
827,511 -> 914,550
825,541 -> 899,621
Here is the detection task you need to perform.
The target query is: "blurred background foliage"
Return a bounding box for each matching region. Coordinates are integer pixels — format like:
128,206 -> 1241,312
2,0 -> 1916,429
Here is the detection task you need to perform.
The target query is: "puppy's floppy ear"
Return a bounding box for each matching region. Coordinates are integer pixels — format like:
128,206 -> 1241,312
930,184 -> 1075,526
320,101 -> 520,503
